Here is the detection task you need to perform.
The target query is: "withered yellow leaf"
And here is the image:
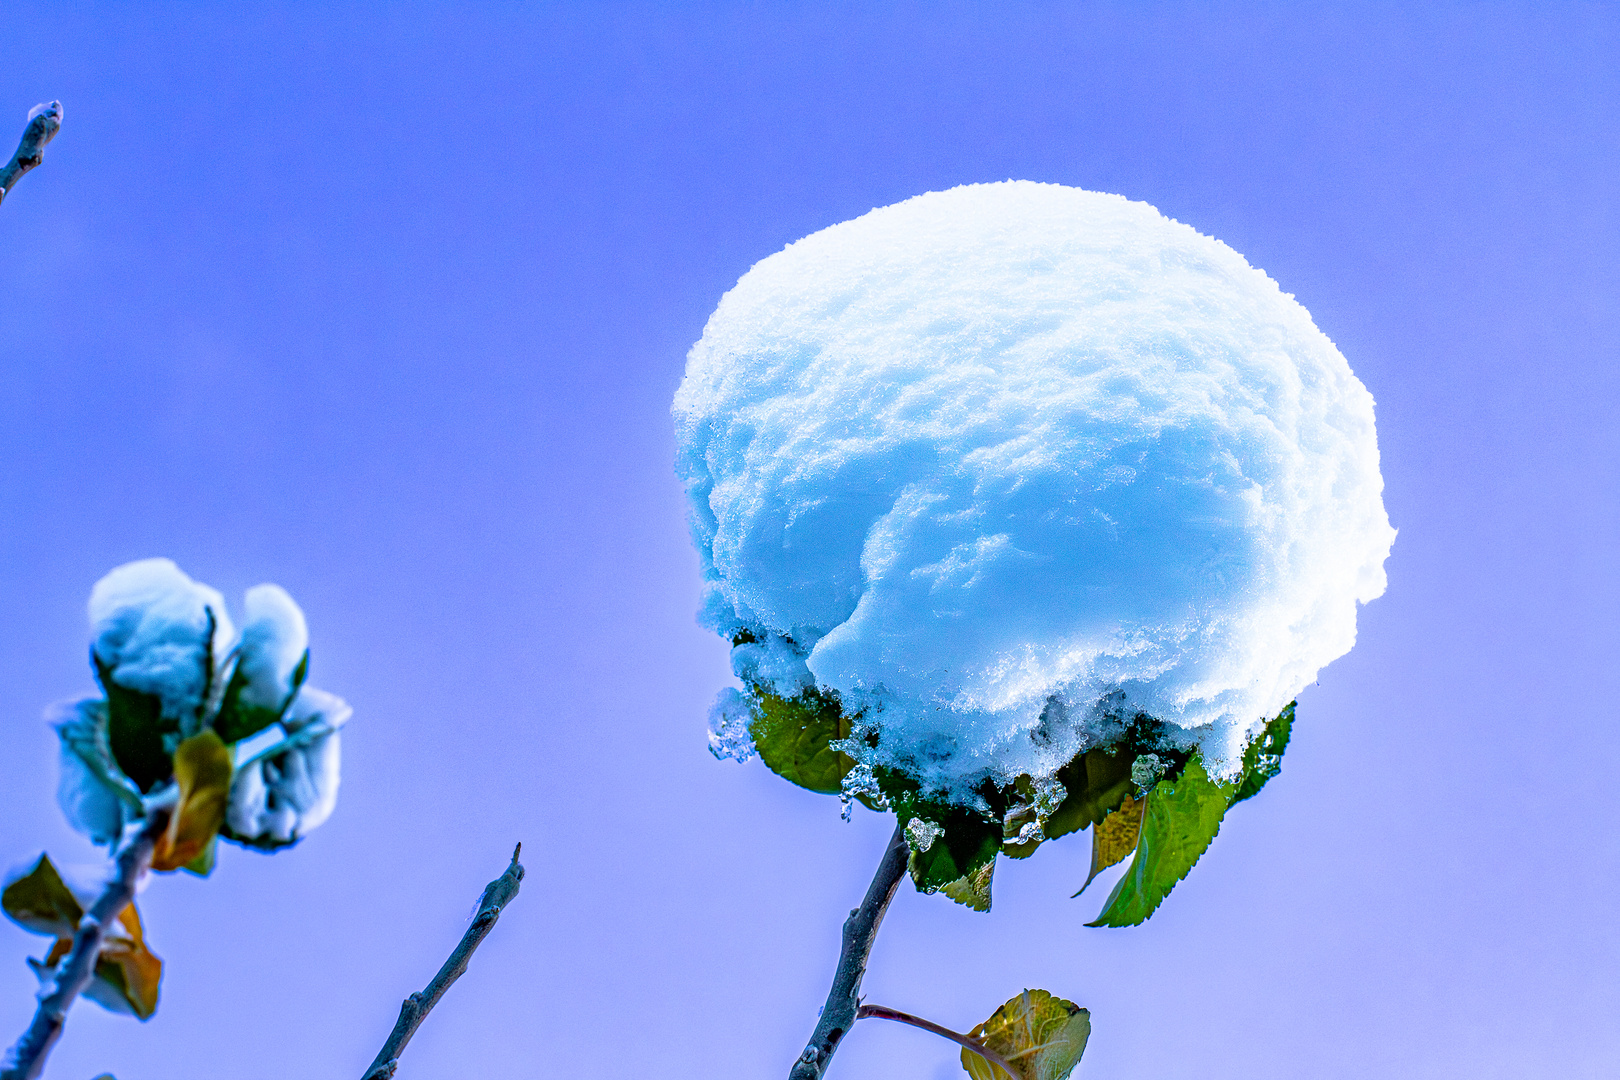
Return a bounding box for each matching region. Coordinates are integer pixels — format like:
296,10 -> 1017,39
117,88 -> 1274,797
89,903 -> 162,1020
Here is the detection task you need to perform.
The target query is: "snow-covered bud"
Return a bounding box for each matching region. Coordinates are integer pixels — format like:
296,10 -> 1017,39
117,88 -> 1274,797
235,585 -> 308,711
215,584 -> 310,743
89,558 -> 234,731
49,699 -> 142,846
224,686 -> 349,849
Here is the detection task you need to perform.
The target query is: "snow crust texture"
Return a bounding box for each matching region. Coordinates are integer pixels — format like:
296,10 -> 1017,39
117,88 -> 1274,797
674,181 -> 1394,802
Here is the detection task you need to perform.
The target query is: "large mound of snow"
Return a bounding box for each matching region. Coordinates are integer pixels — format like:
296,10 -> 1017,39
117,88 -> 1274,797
674,181 -> 1394,801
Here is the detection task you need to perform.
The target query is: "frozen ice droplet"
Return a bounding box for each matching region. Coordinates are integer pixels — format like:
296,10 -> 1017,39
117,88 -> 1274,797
706,687 -> 756,763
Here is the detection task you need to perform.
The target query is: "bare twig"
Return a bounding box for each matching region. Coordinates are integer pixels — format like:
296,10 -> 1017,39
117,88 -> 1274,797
788,822 -> 910,1080
361,844 -> 525,1080
857,1003 -> 1022,1079
0,809 -> 170,1080
0,102 -> 62,207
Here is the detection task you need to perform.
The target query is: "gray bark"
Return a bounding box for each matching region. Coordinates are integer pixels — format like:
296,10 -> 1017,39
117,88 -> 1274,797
0,810 -> 170,1080
0,102 -> 62,206
361,844 -> 525,1080
788,822 -> 910,1080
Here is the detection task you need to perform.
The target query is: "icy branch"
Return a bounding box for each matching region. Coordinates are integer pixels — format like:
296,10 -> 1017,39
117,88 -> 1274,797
788,822 -> 910,1080
857,1004 -> 1021,1079
361,844 -> 525,1080
0,102 -> 62,207
0,809 -> 169,1080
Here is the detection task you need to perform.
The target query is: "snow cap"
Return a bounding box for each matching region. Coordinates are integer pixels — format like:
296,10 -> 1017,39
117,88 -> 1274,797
234,584 -> 308,711
89,558 -> 234,727
674,181 -> 1395,800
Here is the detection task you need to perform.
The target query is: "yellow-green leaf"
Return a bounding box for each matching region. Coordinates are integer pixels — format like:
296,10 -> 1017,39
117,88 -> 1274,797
1087,754 -> 1232,928
151,731 -> 232,873
2,855 -> 83,938
940,857 -> 995,912
961,989 -> 1091,1080
1073,791 -> 1143,897
181,833 -> 218,878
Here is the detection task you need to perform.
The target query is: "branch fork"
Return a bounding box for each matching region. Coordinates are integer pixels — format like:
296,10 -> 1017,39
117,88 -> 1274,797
1,809 -> 170,1080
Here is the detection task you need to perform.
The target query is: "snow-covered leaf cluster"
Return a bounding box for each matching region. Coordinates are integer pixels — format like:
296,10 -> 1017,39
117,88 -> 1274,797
58,559 -> 348,860
678,182 -> 1391,916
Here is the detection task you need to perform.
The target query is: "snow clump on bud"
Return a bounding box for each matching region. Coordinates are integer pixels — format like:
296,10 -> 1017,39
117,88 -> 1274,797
234,584 -> 309,712
89,558 -> 234,729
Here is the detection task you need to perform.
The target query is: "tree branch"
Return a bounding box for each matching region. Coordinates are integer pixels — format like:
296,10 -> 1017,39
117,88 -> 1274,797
0,102 -> 62,207
857,1003 -> 1021,1079
0,809 -> 170,1080
361,844 -> 525,1080
788,821 -> 910,1080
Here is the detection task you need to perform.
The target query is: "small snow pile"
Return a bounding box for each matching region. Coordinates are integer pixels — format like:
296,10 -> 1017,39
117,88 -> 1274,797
674,181 -> 1394,805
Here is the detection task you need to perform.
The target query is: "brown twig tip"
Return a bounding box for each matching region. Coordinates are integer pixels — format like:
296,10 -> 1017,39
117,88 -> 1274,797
0,101 -> 63,205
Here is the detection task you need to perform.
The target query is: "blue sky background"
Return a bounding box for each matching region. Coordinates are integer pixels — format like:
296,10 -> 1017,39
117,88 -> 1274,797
0,4 -> 1615,1078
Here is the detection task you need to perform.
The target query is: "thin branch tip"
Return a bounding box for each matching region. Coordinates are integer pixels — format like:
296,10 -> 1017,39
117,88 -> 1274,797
360,847 -> 525,1080
0,99 -> 64,206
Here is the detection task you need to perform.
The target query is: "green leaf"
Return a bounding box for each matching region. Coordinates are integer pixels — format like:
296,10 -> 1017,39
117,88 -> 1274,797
961,989 -> 1091,1080
94,653 -> 175,794
151,731 -> 233,873
747,687 -> 854,795
1088,754 -> 1232,928
214,649 -> 309,744
1230,702 -> 1294,806
2,855 -> 82,938
877,769 -> 1002,907
1036,709 -> 1193,853
181,833 -> 218,878
1039,748 -> 1133,844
